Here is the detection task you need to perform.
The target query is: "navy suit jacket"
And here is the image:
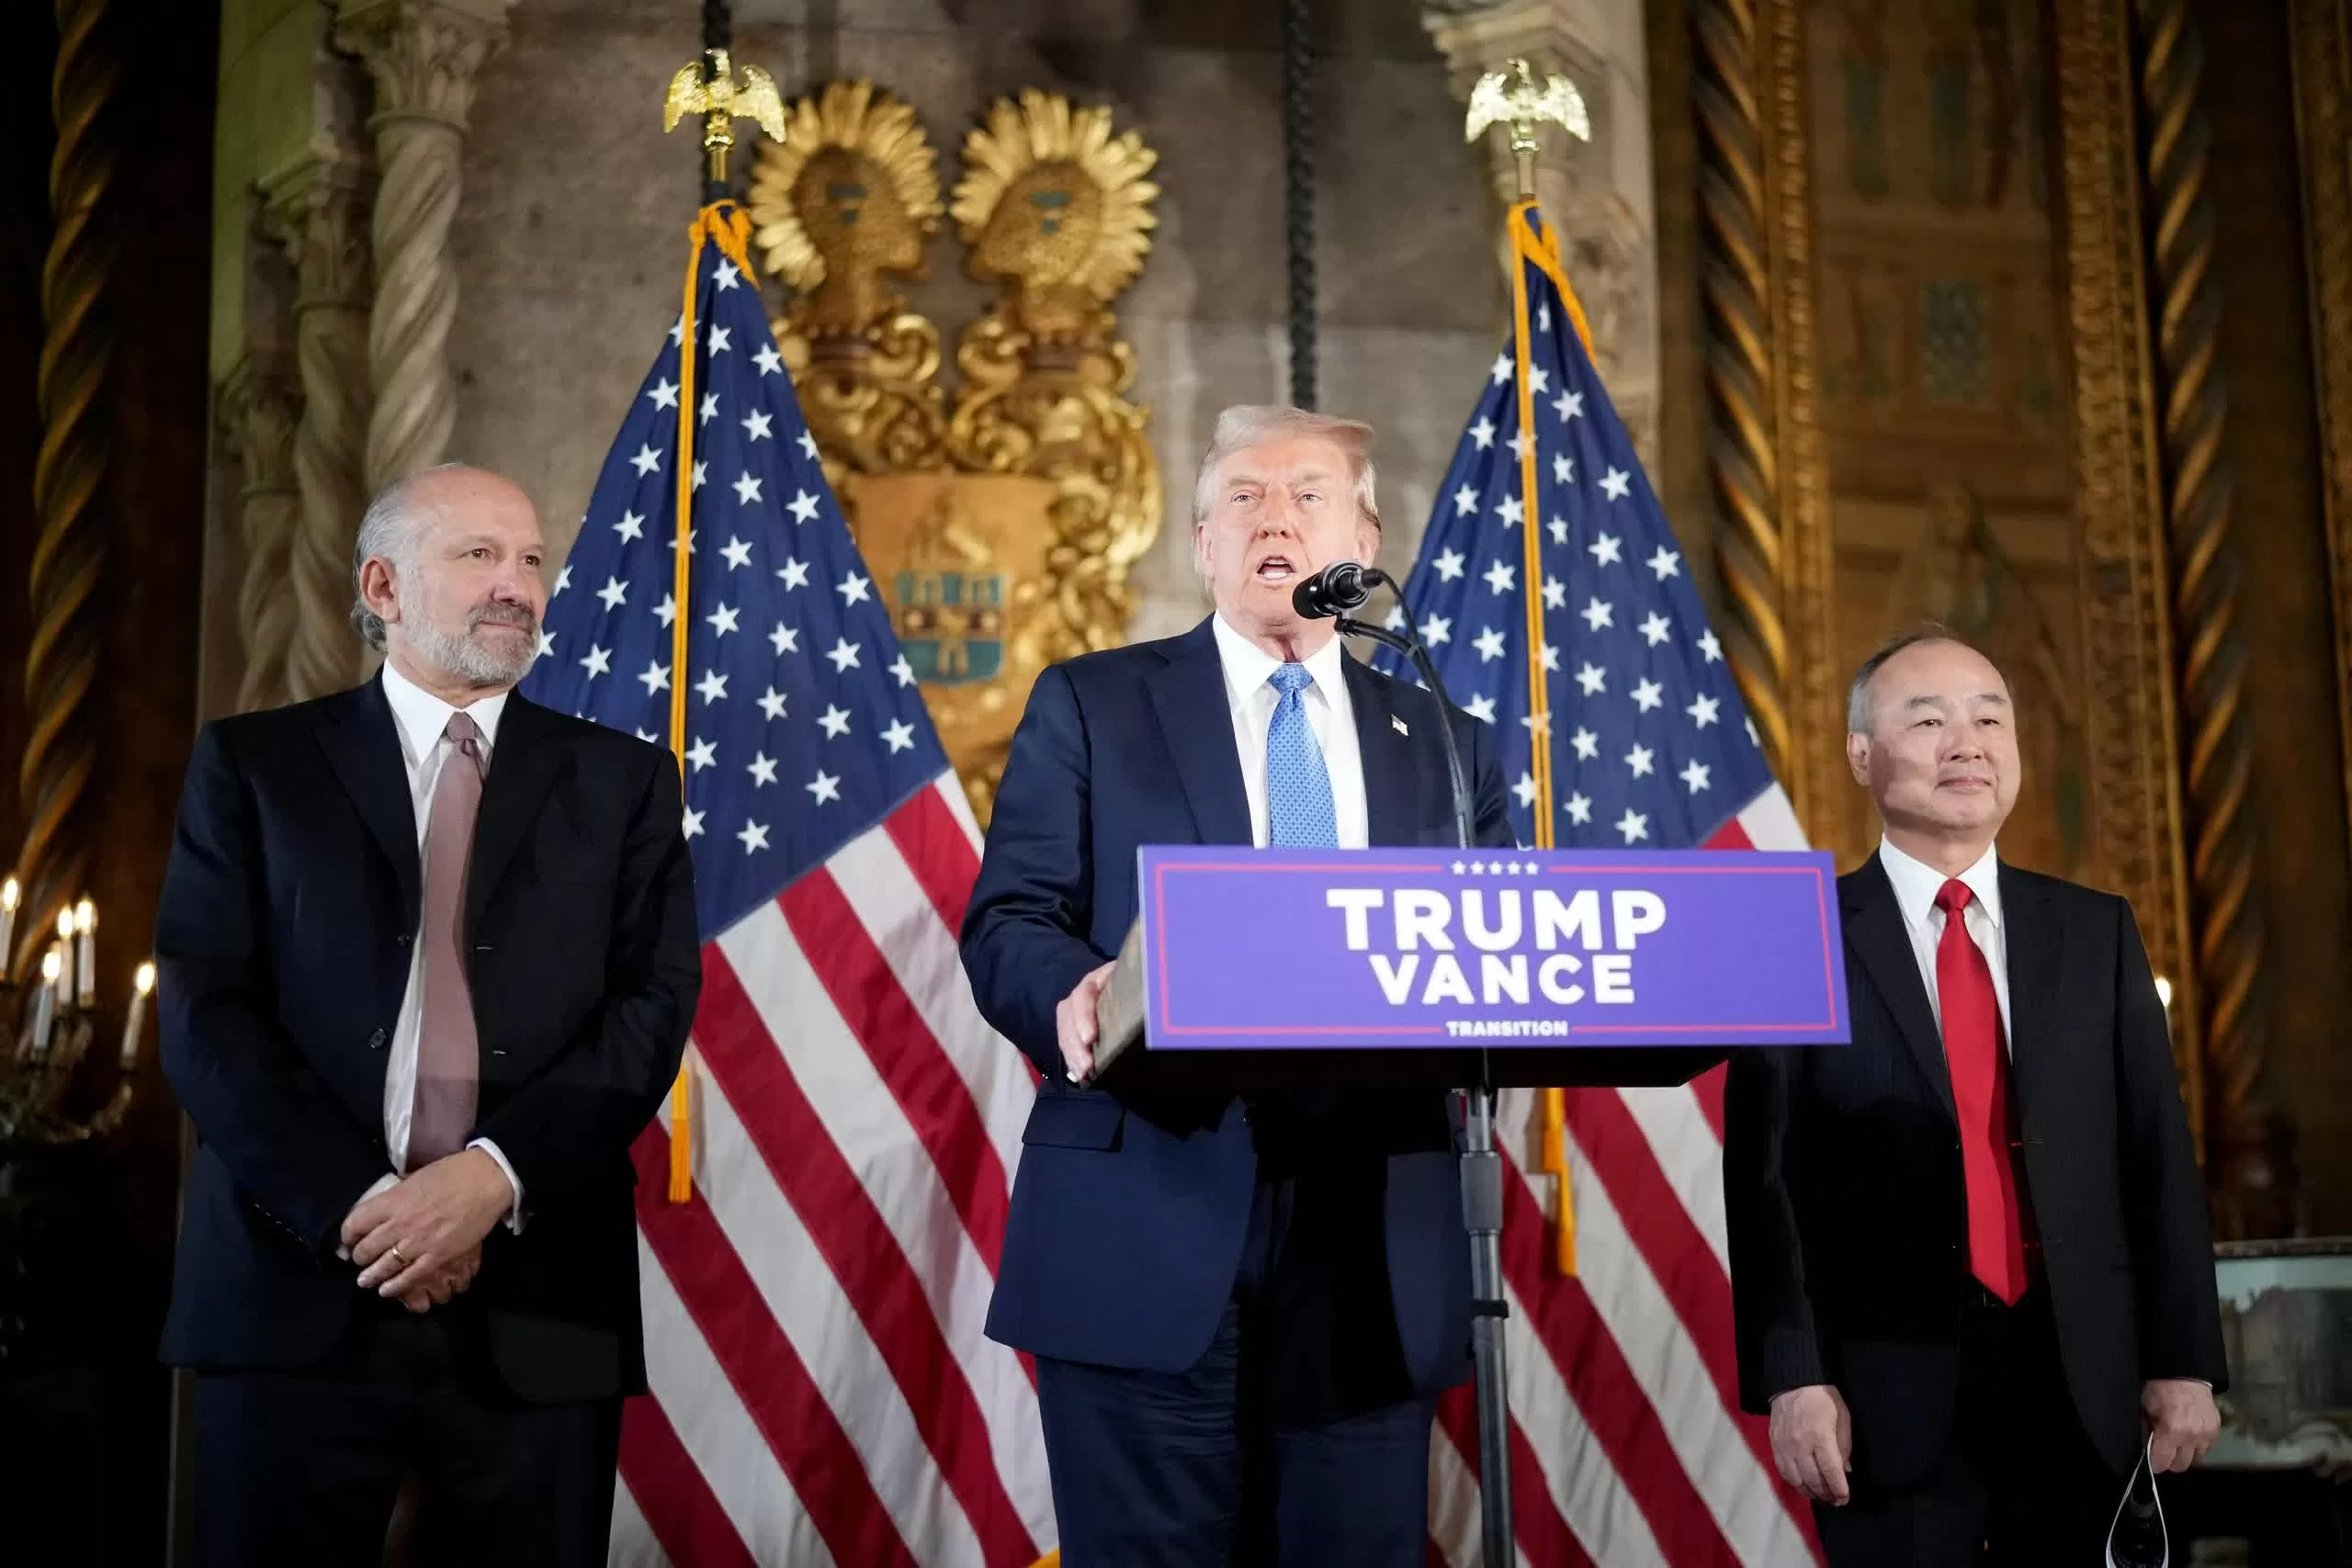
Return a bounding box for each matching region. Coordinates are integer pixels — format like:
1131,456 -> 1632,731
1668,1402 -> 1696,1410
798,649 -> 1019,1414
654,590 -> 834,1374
961,617 -> 1510,1389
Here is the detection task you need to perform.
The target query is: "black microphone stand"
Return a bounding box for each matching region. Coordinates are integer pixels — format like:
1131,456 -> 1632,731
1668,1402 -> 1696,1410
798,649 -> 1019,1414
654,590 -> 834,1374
1331,573 -> 1512,1568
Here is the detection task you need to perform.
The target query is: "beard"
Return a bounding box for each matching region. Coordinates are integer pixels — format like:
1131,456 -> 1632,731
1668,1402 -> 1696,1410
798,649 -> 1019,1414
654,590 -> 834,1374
401,599 -> 539,687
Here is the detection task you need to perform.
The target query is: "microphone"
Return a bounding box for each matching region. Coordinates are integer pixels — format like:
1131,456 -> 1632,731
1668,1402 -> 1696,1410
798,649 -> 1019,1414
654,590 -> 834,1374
1292,560 -> 1377,619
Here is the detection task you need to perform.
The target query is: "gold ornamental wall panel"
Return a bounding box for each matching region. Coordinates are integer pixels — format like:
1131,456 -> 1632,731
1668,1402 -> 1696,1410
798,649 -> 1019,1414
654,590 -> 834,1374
748,83 -> 1162,822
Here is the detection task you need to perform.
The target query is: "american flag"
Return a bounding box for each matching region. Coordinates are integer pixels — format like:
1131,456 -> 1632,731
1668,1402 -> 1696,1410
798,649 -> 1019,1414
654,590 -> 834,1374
521,208 -> 1054,1567
1379,204 -> 1823,1567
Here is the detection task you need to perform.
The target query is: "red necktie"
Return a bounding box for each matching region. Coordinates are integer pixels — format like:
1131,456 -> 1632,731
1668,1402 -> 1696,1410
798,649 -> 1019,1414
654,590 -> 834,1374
1934,879 -> 2030,1303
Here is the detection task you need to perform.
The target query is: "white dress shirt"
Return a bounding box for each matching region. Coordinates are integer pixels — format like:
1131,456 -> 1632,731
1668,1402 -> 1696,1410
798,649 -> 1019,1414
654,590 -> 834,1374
1211,615 -> 1369,850
372,661 -> 523,1221
1877,835 -> 2011,1051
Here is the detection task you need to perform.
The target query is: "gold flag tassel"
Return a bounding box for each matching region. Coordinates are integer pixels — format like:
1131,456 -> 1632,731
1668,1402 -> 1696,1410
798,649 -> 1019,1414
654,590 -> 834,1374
659,50 -> 786,1205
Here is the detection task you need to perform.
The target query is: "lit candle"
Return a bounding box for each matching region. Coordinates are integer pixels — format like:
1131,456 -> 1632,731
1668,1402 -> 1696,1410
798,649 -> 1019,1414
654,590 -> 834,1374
52,908 -> 74,1010
120,961 -> 153,1069
29,948 -> 59,1056
74,897 -> 95,1009
0,876 -> 17,969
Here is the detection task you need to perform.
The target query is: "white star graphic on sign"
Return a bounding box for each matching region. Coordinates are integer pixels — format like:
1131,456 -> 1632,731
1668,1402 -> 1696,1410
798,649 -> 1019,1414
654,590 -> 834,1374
706,602 -> 740,637
637,660 -> 669,695
695,670 -> 729,705
1687,694 -> 1722,728
1589,532 -> 1624,567
1626,743 -> 1657,777
1648,547 -> 1681,580
596,576 -> 628,612
882,718 -> 917,753
1616,808 -> 1649,843
758,685 -> 788,721
1507,430 -> 1533,463
1580,597 -> 1614,632
741,409 -> 773,443
1484,560 -> 1516,595
837,571 -> 871,606
648,378 -> 680,410
655,593 -> 677,627
1469,417 -> 1497,450
1571,726 -> 1600,761
1465,694 -> 1498,723
747,752 -> 778,786
754,344 -> 784,376
787,491 -> 820,525
819,705 -> 852,739
768,623 -> 798,656
1564,792 -> 1593,825
699,389 -> 719,424
808,770 -> 842,805
826,637 -> 861,672
579,645 -> 610,678
1512,772 -> 1538,807
707,325 -> 732,354
797,430 -> 817,459
614,510 -> 645,542
1434,548 -> 1466,582
1639,612 -> 1673,647
737,820 -> 769,854
691,459 -> 708,491
1681,760 -> 1713,795
720,536 -> 753,571
1600,467 -> 1632,501
1542,576 -> 1566,610
1576,663 -> 1607,696
1632,678 -> 1665,713
778,557 -> 811,590
732,471 -> 763,506
1496,495 -> 1523,528
1528,365 -> 1549,394
1453,485 -> 1480,516
888,653 -> 917,688
1473,626 -> 1507,662
1555,389 -> 1584,421
1490,352 -> 1514,384
714,260 -> 741,291
1452,861 -> 1468,875
1553,453 -> 1573,485
681,807 -> 704,839
629,444 -> 662,477
685,738 -> 717,772
1419,615 -> 1452,648
1699,630 -> 1724,663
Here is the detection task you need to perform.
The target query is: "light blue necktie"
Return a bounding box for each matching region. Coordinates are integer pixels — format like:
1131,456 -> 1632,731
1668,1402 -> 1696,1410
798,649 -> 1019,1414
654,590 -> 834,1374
1266,663 -> 1338,848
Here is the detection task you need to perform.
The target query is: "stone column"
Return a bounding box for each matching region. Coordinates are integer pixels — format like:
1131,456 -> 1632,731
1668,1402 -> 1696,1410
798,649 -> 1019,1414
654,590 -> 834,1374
260,128 -> 374,701
333,0 -> 514,491
218,355 -> 304,712
1424,0 -> 1661,471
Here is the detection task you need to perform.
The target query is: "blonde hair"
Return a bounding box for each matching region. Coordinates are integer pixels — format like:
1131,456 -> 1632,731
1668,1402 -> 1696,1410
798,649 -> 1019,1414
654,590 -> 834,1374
1191,404 -> 1380,532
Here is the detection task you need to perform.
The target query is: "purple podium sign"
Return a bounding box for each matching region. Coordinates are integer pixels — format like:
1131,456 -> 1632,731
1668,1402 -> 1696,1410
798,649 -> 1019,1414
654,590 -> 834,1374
1137,845 -> 1849,1051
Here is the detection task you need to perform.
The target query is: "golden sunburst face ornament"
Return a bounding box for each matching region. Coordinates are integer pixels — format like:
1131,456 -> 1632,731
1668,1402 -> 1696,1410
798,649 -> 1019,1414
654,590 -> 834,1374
951,90 -> 1159,343
748,80 -> 943,337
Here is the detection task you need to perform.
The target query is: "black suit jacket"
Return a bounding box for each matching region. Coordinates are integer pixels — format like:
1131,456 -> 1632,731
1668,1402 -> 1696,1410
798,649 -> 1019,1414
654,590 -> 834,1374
1724,853 -> 2226,1482
154,678 -> 701,1404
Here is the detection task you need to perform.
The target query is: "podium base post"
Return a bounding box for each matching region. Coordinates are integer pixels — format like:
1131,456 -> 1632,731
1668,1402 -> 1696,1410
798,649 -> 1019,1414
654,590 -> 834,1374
1462,1077 -> 1512,1566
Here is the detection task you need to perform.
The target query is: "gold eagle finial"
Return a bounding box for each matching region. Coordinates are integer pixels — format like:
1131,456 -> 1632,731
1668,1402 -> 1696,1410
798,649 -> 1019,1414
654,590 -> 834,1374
1465,58 -> 1590,199
663,48 -> 788,185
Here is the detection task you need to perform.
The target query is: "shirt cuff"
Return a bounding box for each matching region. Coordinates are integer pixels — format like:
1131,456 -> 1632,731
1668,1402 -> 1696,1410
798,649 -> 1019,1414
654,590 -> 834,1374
468,1136 -> 527,1234
334,1172 -> 401,1262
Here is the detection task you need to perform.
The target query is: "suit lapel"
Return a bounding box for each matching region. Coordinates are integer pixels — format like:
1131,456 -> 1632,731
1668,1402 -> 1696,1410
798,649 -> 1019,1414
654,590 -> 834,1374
465,694 -> 570,936
1997,862 -> 2061,1120
309,679 -> 422,913
1843,855 -> 1956,1119
1148,620 -> 1252,844
1345,658 -> 1415,848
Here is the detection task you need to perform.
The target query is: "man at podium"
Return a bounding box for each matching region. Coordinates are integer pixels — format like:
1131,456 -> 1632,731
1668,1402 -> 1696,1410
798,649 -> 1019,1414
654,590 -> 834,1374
962,405 -> 1510,1566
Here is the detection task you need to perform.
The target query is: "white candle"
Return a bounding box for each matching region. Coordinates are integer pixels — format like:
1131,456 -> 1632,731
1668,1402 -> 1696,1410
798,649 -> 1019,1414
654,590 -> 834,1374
30,947 -> 59,1055
120,961 -> 153,1069
0,876 -> 17,971
74,897 -> 95,1009
52,908 -> 74,1010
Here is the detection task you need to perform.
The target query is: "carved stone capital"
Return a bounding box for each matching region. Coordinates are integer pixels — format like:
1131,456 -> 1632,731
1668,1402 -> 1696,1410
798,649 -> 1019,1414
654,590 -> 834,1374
259,151 -> 374,310
218,356 -> 301,499
332,0 -> 514,131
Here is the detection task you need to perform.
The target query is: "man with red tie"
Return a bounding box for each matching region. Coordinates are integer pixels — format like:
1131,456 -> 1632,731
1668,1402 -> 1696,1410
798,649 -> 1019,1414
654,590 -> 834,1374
1724,627 -> 2226,1562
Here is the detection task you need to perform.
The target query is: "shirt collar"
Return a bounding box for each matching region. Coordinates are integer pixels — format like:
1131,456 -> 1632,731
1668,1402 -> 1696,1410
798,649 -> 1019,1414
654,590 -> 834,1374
1878,835 -> 2002,931
1210,614 -> 1351,713
379,658 -> 509,766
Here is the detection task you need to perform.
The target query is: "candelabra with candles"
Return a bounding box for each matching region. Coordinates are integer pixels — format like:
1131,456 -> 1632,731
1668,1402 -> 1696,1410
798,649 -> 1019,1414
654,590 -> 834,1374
0,877 -> 153,1149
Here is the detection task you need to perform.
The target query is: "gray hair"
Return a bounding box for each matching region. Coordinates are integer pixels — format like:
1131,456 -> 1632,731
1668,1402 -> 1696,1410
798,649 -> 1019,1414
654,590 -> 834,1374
1847,623 -> 2009,733
1191,404 -> 1380,532
348,465 -> 463,650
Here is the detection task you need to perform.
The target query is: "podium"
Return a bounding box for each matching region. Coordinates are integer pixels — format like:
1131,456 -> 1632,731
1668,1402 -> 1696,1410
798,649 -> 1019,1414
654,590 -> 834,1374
1090,843 -> 1849,1565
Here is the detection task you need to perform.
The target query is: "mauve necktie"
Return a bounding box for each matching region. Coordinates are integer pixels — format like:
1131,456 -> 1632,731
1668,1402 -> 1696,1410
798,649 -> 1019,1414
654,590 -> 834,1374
409,711 -> 484,1170
1265,663 -> 1338,848
1934,878 -> 2030,1303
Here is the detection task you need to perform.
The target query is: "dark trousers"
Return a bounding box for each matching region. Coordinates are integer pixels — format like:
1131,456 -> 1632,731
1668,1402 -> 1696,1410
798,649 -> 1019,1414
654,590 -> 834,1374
1036,1176 -> 1438,1567
194,1301 -> 621,1568
1818,1284 -> 2123,1567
